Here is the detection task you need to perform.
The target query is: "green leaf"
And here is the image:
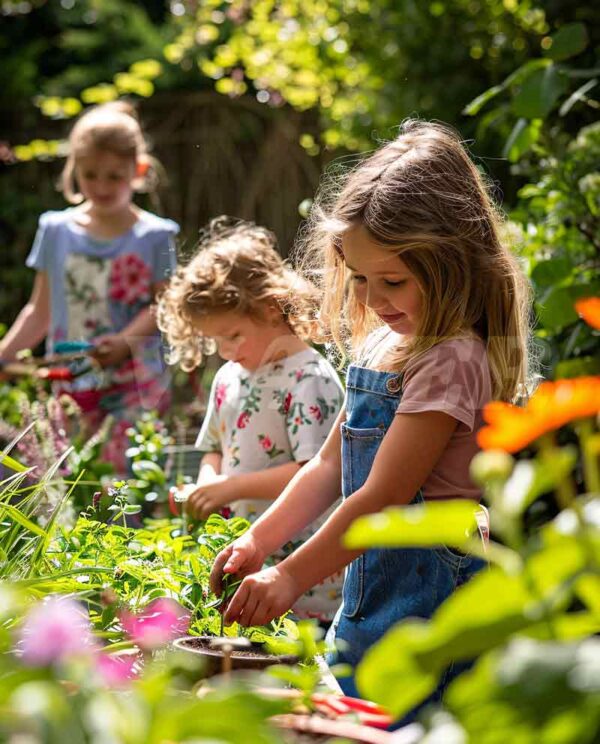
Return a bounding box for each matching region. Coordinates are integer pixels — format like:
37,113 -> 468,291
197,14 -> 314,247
131,460 -> 166,485
0,502 -> 47,537
463,85 -> 504,116
531,257 -> 573,288
343,500 -> 480,551
559,78 -> 598,116
512,65 -> 568,119
0,450 -> 27,473
123,505 -> 142,515
545,23 -> 589,62
503,118 -> 542,162
536,286 -> 581,332
555,355 -> 600,379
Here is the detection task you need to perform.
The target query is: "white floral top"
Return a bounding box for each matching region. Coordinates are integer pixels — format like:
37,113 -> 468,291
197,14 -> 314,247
195,347 -> 345,620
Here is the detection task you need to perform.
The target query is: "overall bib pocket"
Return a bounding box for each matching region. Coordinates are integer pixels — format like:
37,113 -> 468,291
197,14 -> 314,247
341,422 -> 386,619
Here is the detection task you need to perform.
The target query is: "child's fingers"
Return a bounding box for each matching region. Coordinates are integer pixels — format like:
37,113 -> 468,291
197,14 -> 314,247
223,580 -> 250,626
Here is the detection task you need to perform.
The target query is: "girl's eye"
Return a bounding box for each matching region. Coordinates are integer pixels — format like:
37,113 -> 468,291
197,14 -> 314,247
351,275 -> 366,283
384,279 -> 405,287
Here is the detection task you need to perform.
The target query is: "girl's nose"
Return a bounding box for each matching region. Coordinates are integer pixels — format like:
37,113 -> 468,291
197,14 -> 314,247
364,283 -> 384,311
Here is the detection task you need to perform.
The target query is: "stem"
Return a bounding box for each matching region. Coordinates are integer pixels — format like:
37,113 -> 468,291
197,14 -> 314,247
577,418 -> 600,494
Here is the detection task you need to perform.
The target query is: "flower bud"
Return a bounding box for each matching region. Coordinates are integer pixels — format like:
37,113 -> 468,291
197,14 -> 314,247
470,450 -> 514,486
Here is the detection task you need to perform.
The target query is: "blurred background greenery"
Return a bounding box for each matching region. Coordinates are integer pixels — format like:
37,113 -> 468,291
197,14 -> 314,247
1,0 -> 599,379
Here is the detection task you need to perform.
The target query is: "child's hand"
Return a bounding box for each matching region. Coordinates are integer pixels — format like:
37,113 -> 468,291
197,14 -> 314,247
209,532 -> 267,596
222,564 -> 300,627
93,334 -> 131,367
186,475 -> 232,520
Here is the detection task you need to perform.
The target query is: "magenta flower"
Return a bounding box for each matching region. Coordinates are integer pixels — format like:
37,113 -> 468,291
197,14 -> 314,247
96,652 -> 138,687
121,598 -> 190,650
236,411 -> 250,429
260,435 -> 273,451
109,253 -> 152,305
283,392 -> 292,414
19,596 -> 95,666
215,383 -> 228,412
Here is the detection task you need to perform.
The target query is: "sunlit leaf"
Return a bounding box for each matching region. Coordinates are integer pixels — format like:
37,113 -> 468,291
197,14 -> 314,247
344,500 -> 480,551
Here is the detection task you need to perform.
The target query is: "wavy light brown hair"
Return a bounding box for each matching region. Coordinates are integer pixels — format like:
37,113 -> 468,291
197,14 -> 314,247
298,120 -> 533,402
158,217 -> 320,371
60,100 -> 159,203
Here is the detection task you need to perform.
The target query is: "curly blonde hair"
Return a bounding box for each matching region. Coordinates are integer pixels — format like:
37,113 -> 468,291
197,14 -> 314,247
157,217 -> 319,371
297,119 -> 534,402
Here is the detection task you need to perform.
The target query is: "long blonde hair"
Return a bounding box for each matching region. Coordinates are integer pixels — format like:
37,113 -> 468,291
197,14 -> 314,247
60,100 -> 159,203
157,217 -> 319,371
298,120 -> 533,402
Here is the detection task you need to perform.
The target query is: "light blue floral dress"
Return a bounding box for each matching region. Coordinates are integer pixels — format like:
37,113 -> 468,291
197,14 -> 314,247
26,208 -> 178,470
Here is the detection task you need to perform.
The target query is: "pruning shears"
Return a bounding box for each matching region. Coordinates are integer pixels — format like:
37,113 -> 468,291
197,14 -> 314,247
0,340 -> 100,381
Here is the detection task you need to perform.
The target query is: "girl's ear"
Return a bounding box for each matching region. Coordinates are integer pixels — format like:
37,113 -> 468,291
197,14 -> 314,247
263,303 -> 282,326
136,159 -> 150,178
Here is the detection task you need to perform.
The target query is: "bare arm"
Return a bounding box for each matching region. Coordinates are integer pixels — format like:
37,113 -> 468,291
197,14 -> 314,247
186,459 -> 304,520
275,410 -> 457,594
93,281 -> 164,366
0,272 -> 50,361
224,410 -> 458,626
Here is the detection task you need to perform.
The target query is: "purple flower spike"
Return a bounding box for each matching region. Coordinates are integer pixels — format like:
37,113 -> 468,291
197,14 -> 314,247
19,596 -> 94,666
121,598 -> 190,650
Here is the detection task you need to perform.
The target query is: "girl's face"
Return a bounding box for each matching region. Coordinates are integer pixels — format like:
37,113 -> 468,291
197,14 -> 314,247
194,310 -> 288,371
342,224 -> 423,336
75,150 -> 137,214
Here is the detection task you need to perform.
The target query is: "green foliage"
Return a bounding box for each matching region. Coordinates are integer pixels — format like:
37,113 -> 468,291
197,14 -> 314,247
0,590 -> 290,744
350,412 -> 600,741
167,0 -> 552,151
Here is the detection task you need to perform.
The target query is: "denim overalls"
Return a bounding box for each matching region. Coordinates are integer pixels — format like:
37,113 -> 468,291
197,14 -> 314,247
326,363 -> 485,717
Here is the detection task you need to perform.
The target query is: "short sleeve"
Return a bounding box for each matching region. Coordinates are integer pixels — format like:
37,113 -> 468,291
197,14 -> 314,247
285,370 -> 344,462
25,212 -> 55,272
396,339 -> 490,431
194,373 -> 223,453
150,220 -> 179,284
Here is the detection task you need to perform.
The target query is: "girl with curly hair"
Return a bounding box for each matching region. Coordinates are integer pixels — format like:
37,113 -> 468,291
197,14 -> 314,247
158,217 -> 344,623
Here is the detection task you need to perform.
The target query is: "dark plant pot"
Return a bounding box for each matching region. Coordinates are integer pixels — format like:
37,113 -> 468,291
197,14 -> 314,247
172,635 -> 298,677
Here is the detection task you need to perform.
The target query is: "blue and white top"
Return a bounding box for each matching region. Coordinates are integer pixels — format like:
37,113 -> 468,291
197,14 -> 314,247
26,207 -> 178,391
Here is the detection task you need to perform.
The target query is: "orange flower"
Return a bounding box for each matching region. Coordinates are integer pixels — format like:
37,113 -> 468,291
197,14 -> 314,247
478,376 -> 600,453
575,297 -> 600,330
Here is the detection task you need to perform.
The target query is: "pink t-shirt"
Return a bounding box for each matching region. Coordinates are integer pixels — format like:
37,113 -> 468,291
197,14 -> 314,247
396,337 -> 492,500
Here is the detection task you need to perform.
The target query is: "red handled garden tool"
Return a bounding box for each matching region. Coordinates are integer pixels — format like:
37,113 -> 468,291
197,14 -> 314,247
0,340 -> 102,382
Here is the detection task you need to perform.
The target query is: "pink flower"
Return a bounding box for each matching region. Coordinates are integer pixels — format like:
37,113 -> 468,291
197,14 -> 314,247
283,392 -> 292,414
109,253 -> 152,305
309,405 -> 322,421
237,411 -> 250,429
96,652 -> 138,687
19,596 -> 95,666
215,383 -> 228,412
121,598 -> 190,650
260,435 -> 273,451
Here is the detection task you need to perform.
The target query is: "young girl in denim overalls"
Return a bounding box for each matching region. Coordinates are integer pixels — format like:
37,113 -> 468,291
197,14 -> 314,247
209,120 -> 532,718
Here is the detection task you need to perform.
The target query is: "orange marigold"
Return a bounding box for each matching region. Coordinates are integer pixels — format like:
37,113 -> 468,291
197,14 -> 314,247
477,376 -> 600,453
575,297 -> 600,330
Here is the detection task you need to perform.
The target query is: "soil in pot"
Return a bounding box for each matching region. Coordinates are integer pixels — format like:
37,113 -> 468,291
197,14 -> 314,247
173,635 -> 298,677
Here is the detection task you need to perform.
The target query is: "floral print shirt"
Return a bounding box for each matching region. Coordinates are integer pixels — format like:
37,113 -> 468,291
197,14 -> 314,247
195,347 -> 345,620
26,209 -> 178,399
